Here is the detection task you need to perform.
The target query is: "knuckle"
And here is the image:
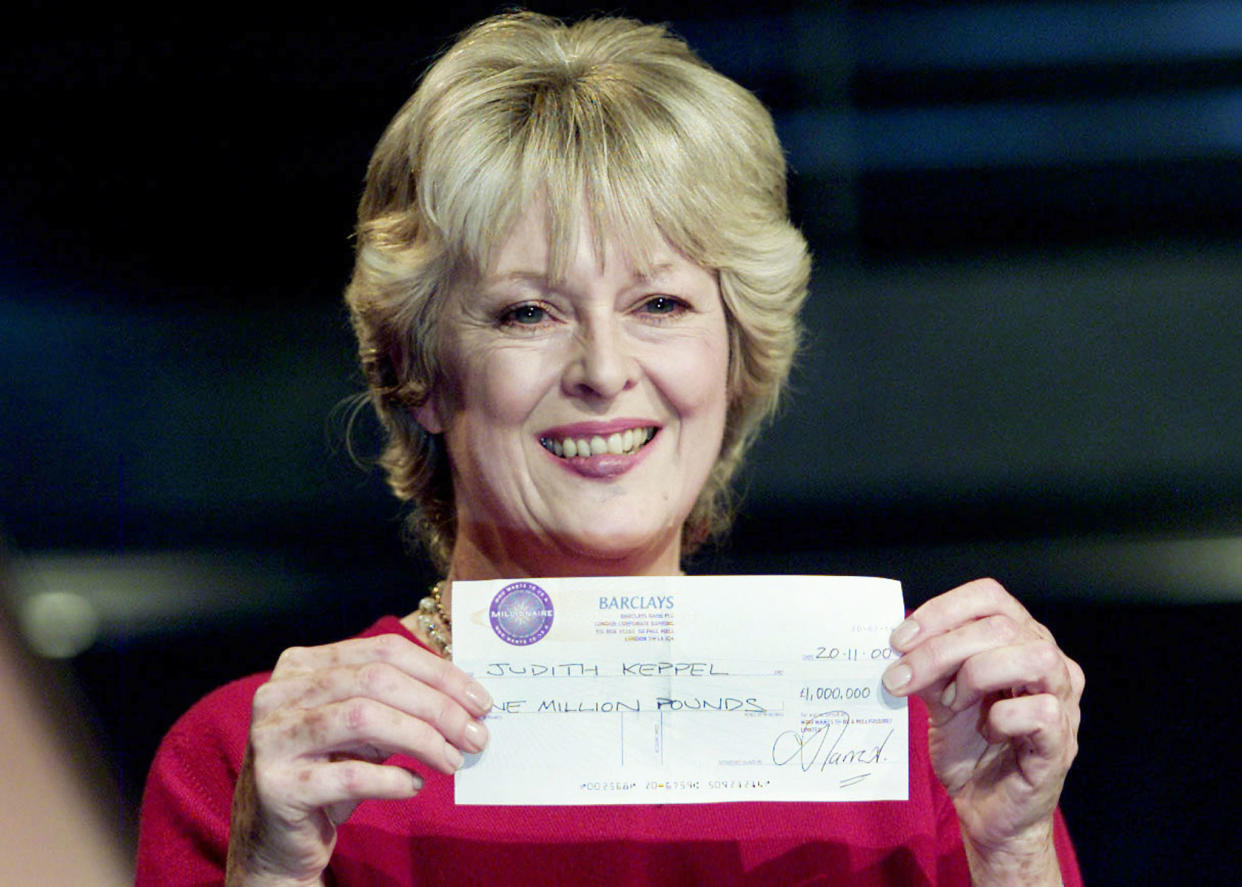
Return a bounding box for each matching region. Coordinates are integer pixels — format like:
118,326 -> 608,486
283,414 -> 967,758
983,613 -> 1019,644
975,577 -> 1007,605
1032,692 -> 1062,724
344,699 -> 373,732
336,760 -> 365,794
370,633 -> 402,661
251,681 -> 282,717
357,661 -> 396,695
1067,657 -> 1086,694
274,645 -> 311,672
1028,639 -> 1061,674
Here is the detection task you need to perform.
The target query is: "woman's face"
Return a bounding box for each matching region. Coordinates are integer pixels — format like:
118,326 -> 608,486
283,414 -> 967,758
420,203 -> 730,578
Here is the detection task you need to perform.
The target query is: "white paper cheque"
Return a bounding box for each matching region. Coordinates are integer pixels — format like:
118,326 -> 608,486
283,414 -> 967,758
452,575 -> 908,805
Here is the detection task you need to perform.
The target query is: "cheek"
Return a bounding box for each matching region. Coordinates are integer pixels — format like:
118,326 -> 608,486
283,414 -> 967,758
660,335 -> 731,416
458,348 -> 554,427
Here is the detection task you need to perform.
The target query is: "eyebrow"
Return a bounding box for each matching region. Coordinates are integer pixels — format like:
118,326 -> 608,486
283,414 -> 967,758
633,262 -> 679,282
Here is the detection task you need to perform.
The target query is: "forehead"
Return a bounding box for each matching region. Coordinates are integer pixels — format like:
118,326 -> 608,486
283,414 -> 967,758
481,198 -> 691,286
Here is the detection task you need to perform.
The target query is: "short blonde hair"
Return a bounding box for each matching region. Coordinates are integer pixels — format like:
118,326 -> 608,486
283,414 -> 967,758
346,11 -> 810,570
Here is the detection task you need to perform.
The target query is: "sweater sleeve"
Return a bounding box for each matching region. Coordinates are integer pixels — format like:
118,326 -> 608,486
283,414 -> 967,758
1052,806 -> 1083,887
135,675 -> 266,887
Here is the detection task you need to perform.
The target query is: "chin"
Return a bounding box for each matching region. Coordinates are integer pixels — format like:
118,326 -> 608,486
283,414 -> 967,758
557,524 -> 679,570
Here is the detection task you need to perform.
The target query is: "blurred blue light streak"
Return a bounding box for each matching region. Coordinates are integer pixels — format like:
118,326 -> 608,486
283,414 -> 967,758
779,89 -> 1242,171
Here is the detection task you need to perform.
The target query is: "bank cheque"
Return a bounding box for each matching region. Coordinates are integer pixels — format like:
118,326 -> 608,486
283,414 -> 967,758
452,575 -> 908,805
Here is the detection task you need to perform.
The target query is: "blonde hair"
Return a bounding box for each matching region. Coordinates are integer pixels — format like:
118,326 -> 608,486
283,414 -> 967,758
345,11 -> 810,570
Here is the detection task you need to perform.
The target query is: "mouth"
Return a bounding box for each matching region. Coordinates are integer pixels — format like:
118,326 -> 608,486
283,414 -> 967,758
539,426 -> 658,460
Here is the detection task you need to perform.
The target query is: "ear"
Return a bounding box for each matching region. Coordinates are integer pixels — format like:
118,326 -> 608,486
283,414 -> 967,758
411,390 -> 444,435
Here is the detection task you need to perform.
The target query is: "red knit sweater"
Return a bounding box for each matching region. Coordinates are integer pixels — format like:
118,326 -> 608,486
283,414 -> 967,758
137,616 -> 1082,886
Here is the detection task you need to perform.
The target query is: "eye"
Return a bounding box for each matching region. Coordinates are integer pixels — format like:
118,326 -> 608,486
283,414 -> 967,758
500,303 -> 550,326
638,295 -> 686,317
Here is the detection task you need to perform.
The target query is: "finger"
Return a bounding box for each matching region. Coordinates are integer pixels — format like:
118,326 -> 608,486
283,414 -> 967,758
270,634 -> 493,717
940,639 -> 1075,717
890,578 -> 1032,653
265,758 -> 426,815
254,697 -> 472,774
985,693 -> 1078,782
254,660 -> 490,755
882,611 -> 1023,698
1066,655 -> 1086,701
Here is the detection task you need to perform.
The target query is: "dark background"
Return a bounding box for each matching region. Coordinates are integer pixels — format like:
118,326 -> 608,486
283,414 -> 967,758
3,1 -> 1241,882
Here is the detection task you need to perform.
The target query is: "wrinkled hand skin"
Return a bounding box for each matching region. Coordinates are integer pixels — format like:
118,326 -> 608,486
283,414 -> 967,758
883,579 -> 1084,886
224,635 -> 493,886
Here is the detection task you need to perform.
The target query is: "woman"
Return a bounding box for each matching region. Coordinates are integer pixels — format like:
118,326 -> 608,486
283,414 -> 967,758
138,12 -> 1084,885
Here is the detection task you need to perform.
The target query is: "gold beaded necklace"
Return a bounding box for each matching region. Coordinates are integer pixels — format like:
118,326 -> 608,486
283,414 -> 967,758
416,580 -> 452,657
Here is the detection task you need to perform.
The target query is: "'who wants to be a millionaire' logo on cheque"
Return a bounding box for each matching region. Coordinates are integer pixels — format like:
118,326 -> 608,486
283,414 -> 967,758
489,581 -> 554,646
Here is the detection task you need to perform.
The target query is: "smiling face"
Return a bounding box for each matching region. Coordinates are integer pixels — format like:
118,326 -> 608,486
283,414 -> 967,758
417,202 -> 730,579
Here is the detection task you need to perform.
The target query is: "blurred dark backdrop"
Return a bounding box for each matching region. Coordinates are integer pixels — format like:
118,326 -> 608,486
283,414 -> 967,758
3,1 -> 1241,882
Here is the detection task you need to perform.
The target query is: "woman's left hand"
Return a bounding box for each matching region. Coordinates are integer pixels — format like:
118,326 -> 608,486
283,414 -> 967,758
882,578 -> 1084,885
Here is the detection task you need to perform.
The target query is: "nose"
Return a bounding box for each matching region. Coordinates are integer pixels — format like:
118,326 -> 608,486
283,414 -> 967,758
562,320 -> 639,400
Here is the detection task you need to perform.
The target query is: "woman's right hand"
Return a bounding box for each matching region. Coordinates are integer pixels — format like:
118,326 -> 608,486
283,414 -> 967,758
224,634 -> 492,886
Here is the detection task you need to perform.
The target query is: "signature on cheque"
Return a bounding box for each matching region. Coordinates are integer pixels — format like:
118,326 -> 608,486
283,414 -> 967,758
771,710 -> 896,774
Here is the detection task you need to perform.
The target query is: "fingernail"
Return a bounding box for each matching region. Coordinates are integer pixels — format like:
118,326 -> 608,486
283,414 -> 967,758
940,681 -> 956,709
410,772 -> 425,793
463,719 -> 488,752
890,618 -> 920,650
883,663 -> 912,693
445,743 -> 465,770
464,682 -> 493,713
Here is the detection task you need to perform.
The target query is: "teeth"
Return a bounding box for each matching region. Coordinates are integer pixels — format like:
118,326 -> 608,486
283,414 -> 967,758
540,427 -> 656,459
